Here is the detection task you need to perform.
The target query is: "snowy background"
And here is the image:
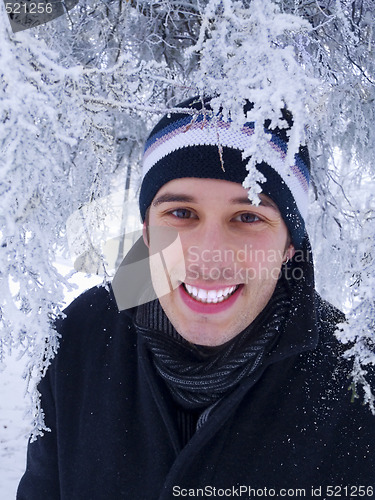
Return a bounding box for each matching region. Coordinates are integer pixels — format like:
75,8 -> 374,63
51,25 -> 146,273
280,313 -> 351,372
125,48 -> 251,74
1,0 -> 375,496
1,353 -> 29,499
1,271 -> 102,499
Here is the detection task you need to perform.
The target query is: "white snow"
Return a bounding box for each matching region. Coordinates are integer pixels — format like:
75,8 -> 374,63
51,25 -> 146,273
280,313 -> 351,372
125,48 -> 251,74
0,270 -> 102,498
0,354 -> 29,499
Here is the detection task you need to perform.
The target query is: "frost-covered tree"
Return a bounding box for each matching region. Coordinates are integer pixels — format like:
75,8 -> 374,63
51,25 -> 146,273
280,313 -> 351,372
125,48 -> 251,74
1,0 -> 375,434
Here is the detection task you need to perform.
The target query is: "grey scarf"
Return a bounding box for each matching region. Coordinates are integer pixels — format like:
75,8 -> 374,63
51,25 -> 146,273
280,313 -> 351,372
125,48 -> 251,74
135,280 -> 290,411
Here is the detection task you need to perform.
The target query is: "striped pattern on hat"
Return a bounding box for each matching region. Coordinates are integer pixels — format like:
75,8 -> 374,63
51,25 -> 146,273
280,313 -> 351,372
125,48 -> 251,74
139,97 -> 310,248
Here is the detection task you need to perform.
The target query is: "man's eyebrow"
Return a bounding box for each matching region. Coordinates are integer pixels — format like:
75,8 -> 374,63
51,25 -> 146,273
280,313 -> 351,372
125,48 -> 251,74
229,196 -> 279,211
152,194 -> 197,206
152,193 -> 279,211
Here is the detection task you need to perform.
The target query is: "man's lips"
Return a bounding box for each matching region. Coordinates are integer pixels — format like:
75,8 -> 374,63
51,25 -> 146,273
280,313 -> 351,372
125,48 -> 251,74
183,283 -> 240,303
178,283 -> 244,314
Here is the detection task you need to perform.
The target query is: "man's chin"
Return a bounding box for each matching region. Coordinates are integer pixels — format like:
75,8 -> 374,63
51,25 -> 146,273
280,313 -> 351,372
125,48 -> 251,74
162,313 -> 246,346
176,326 -> 243,347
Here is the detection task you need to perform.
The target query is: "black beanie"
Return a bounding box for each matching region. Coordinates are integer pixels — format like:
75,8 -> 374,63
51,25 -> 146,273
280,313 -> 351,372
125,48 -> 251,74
139,96 -> 310,249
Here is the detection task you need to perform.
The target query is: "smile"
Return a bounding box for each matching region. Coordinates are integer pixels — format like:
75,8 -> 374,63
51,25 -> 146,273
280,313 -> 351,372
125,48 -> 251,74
183,283 -> 240,303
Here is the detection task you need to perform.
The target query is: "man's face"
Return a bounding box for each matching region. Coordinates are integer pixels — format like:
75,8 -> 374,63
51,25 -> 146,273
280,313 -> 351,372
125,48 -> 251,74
145,178 -> 294,346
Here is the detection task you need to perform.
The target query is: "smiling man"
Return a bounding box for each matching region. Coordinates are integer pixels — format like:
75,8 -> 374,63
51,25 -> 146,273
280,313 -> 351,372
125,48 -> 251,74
18,97 -> 375,500
146,178 -> 294,346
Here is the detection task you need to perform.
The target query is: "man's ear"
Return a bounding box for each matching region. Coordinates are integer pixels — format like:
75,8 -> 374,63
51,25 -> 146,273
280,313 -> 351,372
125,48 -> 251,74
284,243 -> 295,262
143,221 -> 150,248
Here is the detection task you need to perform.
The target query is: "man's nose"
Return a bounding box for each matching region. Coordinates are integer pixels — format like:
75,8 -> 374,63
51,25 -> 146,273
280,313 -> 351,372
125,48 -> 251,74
187,222 -> 234,262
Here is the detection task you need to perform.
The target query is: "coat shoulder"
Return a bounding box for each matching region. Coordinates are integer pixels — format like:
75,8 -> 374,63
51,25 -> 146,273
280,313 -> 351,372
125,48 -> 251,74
52,284 -> 135,367
61,283 -> 116,318
55,284 -> 133,334
314,293 -> 345,334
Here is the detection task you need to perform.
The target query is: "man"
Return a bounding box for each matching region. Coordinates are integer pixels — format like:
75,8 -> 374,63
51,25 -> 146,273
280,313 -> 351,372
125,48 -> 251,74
18,97 -> 374,499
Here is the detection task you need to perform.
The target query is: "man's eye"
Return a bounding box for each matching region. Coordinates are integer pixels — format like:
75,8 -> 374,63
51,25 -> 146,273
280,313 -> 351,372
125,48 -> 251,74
234,213 -> 261,223
170,208 -> 195,219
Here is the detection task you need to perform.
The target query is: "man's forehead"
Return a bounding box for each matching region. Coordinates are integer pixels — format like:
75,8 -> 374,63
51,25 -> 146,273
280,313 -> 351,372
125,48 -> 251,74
151,178 -> 279,212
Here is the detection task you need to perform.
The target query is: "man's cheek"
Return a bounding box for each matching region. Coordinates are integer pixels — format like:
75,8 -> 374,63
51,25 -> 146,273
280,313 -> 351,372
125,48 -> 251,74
148,226 -> 186,297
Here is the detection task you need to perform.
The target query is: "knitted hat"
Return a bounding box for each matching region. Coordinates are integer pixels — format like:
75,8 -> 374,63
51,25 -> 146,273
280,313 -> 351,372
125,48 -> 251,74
139,96 -> 310,249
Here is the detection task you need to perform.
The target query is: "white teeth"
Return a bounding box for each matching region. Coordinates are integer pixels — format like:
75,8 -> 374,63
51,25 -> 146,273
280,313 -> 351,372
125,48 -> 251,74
184,284 -> 239,303
198,289 -> 208,300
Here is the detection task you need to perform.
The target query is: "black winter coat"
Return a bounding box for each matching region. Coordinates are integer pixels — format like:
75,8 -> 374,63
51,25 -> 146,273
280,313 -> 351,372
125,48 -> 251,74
17,285 -> 375,500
